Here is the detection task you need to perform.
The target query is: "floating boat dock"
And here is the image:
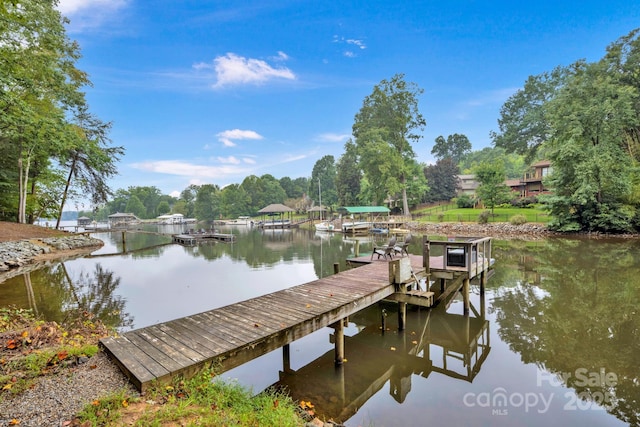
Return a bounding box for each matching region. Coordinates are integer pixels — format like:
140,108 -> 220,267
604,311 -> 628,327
101,236 -> 492,392
172,232 -> 236,245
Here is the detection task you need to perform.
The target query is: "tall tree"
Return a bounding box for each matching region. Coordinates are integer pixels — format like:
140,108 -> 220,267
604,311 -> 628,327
423,158 -> 460,202
431,133 -> 472,163
0,0 -> 90,223
54,106 -> 124,229
335,139 -> 362,206
544,60 -> 638,232
194,184 -> 220,222
310,155 -> 337,208
474,161 -> 511,213
492,28 -> 640,232
352,73 -> 426,214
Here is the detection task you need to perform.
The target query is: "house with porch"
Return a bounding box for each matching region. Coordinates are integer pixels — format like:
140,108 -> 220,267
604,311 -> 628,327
506,160 -> 552,198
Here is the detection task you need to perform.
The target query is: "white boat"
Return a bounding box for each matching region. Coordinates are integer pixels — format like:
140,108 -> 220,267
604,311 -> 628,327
157,213 -> 185,224
315,221 -> 334,232
341,221 -> 372,234
223,216 -> 252,225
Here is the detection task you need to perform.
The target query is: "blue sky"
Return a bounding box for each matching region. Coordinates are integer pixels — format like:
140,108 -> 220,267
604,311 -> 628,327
58,0 -> 640,201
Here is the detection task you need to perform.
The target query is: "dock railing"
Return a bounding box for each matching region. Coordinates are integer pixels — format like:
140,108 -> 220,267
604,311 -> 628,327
423,236 -> 493,279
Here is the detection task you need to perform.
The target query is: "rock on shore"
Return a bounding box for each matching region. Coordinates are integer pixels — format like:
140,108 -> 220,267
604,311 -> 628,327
406,221 -> 552,239
0,235 -> 104,272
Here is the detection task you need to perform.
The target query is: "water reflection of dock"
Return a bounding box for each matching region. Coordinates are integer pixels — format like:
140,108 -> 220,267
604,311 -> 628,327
270,302 -> 490,423
101,236 -> 493,393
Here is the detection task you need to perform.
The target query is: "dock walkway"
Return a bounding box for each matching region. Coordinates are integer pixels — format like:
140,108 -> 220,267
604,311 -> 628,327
101,256 -> 426,392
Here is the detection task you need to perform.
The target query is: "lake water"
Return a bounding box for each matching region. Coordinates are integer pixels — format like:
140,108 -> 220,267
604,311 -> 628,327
1,224 -> 638,427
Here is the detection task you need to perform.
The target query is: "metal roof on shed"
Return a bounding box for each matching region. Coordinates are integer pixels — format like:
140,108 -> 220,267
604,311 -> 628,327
338,206 -> 390,214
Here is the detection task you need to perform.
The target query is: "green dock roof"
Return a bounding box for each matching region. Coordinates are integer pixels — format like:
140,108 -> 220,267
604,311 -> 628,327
338,206 -> 390,214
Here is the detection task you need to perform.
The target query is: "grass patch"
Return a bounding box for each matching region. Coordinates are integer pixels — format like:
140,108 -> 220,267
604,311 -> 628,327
78,368 -> 306,426
414,206 -> 549,224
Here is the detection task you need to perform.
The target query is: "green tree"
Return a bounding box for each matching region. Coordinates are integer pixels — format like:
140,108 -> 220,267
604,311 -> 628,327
310,155 -> 337,208
194,184 -> 220,222
423,158 -> 459,202
157,200 -> 171,215
0,0 -> 92,223
474,161 -> 511,213
544,60 -> 638,232
431,133 -> 472,163
459,147 -> 527,180
124,195 -> 145,218
220,184 -> 250,218
335,139 -> 362,206
352,73 -> 426,214
492,28 -> 640,232
54,106 -> 124,229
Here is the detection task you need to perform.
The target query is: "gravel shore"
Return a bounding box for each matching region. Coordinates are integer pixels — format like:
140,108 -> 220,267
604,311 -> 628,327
0,352 -> 138,427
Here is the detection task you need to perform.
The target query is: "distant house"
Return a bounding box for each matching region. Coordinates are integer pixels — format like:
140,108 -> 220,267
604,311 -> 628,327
456,175 -> 479,197
108,212 -> 139,227
77,216 -> 92,226
506,160 -> 552,198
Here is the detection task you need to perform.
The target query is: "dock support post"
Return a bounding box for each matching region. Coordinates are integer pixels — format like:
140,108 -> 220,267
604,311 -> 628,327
422,236 -> 430,270
282,344 -> 291,373
355,240 -> 360,257
398,302 -> 406,331
440,278 -> 446,292
480,270 -> 486,295
333,263 -> 340,275
121,231 -> 127,253
463,277 -> 470,316
381,308 -> 387,335
334,320 -> 344,365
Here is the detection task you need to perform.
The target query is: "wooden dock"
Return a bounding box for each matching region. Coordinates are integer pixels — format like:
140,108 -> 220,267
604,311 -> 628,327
101,236 -> 493,392
172,232 -> 236,245
101,256 -> 427,392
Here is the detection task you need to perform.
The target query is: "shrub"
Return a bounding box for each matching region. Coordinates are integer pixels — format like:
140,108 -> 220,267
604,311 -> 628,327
456,194 -> 475,208
477,210 -> 491,224
509,214 -> 528,225
510,196 -> 538,208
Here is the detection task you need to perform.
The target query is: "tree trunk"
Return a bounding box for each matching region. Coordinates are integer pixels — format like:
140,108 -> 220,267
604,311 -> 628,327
55,156 -> 77,229
401,174 -> 409,216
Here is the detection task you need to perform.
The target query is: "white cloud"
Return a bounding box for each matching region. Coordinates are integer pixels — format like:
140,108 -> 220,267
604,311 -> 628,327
316,133 -> 350,143
131,160 -> 251,179
216,129 -> 263,147
283,154 -> 306,163
243,157 -> 256,164
333,35 -> 367,57
194,53 -> 295,89
217,156 -> 241,164
57,0 -> 128,31
346,39 -> 366,49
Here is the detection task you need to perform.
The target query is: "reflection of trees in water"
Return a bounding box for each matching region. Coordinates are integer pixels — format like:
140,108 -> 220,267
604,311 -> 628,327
491,238 -> 640,426
62,263 -> 133,330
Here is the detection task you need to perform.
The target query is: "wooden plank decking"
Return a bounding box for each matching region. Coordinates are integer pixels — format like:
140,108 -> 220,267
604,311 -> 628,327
100,256 -> 427,392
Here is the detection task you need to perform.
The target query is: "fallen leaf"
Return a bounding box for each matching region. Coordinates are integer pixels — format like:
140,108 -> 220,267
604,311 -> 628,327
91,400 -> 100,406
6,339 -> 17,349
9,419 -> 20,425
21,331 -> 29,339
306,304 -> 311,308
254,323 -> 260,327
273,399 -> 279,408
57,350 -> 69,360
122,399 -> 129,408
3,383 -> 13,390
